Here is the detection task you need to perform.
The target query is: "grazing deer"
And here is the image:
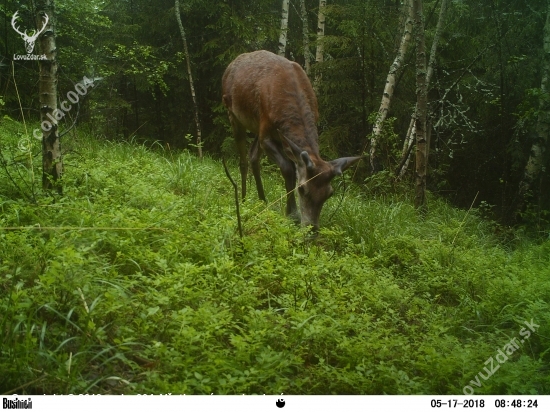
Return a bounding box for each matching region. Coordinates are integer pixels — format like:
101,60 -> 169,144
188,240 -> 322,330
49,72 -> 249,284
222,50 -> 361,231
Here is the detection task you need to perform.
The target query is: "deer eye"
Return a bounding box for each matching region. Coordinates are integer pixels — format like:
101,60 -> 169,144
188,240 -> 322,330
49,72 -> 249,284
297,186 -> 305,195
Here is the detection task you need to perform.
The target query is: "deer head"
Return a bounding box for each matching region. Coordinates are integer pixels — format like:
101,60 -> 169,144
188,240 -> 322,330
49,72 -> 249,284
12,11 -> 49,54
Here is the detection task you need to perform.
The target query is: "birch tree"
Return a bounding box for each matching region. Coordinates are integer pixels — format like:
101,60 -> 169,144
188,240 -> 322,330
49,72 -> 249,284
413,0 -> 428,210
369,0 -> 413,173
314,0 -> 326,89
278,0 -> 290,57
315,0 -> 326,64
300,0 -> 311,75
397,0 -> 448,179
37,0 -> 62,192
516,0 -> 550,217
175,0 -> 202,158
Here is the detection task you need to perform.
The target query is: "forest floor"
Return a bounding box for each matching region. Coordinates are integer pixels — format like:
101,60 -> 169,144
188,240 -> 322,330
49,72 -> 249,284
1,119 -> 549,394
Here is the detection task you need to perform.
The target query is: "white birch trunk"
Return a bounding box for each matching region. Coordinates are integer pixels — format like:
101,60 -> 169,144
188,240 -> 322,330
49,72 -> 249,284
314,0 -> 326,90
369,0 -> 413,172
397,0 -> 448,179
278,0 -> 290,57
37,0 -> 63,192
315,0 -> 326,64
300,0 -> 311,74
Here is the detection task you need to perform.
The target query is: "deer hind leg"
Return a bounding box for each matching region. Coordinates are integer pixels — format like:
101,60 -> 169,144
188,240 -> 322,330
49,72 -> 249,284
249,136 -> 266,202
229,113 -> 248,200
262,138 -> 298,221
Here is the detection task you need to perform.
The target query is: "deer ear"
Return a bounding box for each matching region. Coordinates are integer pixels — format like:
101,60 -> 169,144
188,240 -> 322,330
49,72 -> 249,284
330,156 -> 362,177
278,131 -> 315,171
279,131 -> 302,162
300,151 -> 315,172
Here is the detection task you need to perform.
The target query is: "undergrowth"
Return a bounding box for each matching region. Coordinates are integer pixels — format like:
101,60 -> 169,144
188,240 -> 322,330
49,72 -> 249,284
1,120 -> 549,394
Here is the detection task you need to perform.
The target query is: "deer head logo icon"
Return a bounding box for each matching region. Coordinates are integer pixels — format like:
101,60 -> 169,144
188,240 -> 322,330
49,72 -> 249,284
11,11 -> 48,54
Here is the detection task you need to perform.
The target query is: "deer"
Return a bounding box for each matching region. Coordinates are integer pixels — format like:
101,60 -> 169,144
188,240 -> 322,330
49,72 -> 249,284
222,50 -> 361,231
11,11 -> 48,54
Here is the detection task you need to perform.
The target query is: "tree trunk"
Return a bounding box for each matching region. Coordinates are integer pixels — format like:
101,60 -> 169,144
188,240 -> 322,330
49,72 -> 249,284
516,0 -> 550,217
395,117 -> 415,177
314,0 -> 326,90
315,0 -> 326,63
300,0 -> 311,75
426,0 -> 447,87
413,0 -> 428,210
175,0 -> 202,158
369,0 -> 413,173
278,0 -> 290,57
37,0 -> 62,192
397,0 -> 448,179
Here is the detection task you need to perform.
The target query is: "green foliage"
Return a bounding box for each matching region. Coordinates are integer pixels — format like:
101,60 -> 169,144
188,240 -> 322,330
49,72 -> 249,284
111,43 -> 173,96
367,113 -> 401,170
1,126 -> 549,394
2,0 -> 549,222
0,118 -> 40,201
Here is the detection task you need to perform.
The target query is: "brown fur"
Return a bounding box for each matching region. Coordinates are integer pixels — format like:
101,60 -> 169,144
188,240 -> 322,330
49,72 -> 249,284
222,50 -> 360,230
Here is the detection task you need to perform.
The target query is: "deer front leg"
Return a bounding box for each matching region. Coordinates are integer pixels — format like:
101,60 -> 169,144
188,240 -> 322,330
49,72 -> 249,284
229,113 -> 248,200
262,138 -> 298,222
249,136 -> 266,202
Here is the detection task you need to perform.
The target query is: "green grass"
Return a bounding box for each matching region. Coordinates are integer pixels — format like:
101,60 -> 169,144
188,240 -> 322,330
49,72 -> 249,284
1,119 -> 549,394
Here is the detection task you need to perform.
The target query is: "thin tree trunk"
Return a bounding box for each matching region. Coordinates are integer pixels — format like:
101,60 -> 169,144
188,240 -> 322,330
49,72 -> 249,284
395,117 -> 415,177
315,0 -> 326,63
369,0 -> 413,173
314,0 -> 326,90
37,0 -> 62,192
413,0 -> 428,210
278,0 -> 290,57
426,117 -> 432,161
398,121 -> 416,180
300,0 -> 311,74
175,0 -> 202,158
426,0 -> 447,87
517,0 -> 550,217
397,0 -> 448,179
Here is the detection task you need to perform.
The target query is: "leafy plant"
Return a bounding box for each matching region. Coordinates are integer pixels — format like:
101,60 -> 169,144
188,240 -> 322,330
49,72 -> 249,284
1,125 -> 549,395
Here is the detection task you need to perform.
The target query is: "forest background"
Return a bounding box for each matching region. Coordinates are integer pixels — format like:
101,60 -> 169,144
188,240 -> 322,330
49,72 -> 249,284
1,0 -> 550,395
